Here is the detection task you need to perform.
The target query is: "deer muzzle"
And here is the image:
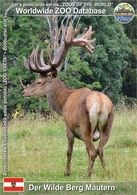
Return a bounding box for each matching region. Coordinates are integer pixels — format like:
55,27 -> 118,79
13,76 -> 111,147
22,89 -> 31,98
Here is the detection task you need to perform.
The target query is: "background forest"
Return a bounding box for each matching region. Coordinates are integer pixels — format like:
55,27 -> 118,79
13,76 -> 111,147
0,0 -> 137,120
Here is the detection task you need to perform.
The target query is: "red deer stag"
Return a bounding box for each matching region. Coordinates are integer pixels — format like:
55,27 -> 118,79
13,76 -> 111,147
22,23 -> 114,177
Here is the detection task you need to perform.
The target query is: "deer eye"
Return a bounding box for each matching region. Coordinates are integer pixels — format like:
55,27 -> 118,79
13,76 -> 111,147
37,81 -> 42,85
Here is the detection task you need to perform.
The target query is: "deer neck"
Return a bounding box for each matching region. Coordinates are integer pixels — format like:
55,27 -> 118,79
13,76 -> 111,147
46,78 -> 74,115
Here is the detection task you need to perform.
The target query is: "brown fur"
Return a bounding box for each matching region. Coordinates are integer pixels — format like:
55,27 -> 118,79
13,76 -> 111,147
23,76 -> 114,177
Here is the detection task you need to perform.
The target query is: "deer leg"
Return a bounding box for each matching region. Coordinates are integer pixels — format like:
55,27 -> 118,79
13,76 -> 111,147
86,145 -> 97,177
64,126 -> 74,176
96,110 -> 114,169
82,131 -> 96,177
96,131 -> 109,169
86,144 -> 96,177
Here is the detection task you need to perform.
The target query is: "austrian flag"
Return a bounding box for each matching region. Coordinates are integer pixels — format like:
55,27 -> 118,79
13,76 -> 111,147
3,177 -> 24,192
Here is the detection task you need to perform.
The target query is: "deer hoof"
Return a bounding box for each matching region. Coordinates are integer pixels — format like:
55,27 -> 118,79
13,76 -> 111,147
64,172 -> 70,176
85,169 -> 94,179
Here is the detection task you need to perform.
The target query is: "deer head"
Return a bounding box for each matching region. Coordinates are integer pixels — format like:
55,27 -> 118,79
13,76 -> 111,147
22,22 -> 96,98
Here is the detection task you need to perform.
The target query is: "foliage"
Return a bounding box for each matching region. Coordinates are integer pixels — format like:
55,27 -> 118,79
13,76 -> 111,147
124,97 -> 137,106
59,47 -> 98,89
79,16 -> 132,102
122,17 -> 137,98
1,15 -> 50,118
110,1 -> 137,99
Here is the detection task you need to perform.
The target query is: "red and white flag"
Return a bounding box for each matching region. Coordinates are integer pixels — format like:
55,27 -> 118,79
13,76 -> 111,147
3,177 -> 24,192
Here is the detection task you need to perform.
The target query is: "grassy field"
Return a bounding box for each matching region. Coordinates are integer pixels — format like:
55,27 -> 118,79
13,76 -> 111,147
0,106 -> 137,193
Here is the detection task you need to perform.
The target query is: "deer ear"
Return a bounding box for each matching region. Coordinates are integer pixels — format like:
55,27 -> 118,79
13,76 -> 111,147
47,70 -> 57,78
51,70 -> 57,78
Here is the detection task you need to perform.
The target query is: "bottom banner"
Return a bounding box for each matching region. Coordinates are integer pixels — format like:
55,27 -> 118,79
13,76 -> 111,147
0,181 -> 136,195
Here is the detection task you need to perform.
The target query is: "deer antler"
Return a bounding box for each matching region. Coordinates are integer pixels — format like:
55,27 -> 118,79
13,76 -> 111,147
19,76 -> 26,89
23,22 -> 96,75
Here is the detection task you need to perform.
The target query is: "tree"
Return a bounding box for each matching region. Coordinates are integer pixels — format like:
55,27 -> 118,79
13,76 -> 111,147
122,16 -> 137,100
84,16 -> 132,103
1,15 -> 51,118
59,16 -> 131,103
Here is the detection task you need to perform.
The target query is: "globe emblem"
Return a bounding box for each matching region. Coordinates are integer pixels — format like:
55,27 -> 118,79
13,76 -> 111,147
114,3 -> 135,24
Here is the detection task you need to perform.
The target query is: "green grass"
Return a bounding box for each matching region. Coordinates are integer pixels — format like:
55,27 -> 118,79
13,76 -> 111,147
0,106 -> 137,184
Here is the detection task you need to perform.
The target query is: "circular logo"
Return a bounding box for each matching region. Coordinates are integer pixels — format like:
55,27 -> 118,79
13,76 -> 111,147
114,3 -> 135,24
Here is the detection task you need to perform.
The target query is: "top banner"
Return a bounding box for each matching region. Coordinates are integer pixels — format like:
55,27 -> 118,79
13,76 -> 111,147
14,2 -> 113,15
5,1 -> 136,24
